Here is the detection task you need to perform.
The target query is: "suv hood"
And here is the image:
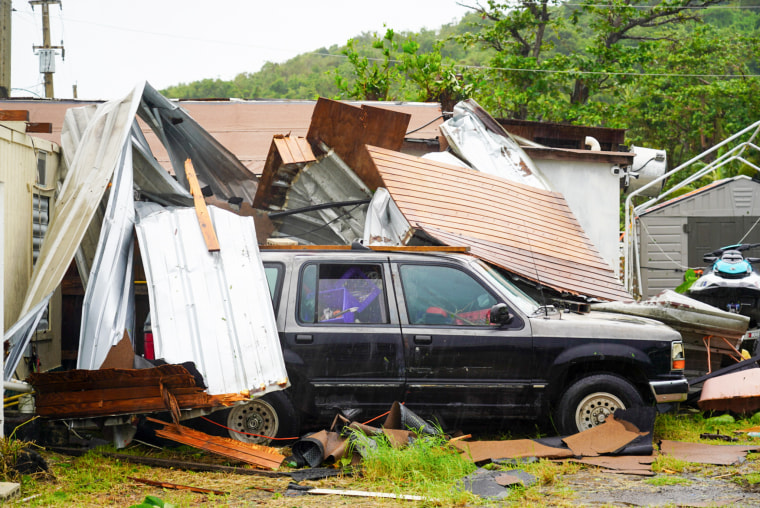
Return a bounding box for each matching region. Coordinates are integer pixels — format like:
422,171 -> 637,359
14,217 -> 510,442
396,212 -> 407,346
529,310 -> 682,342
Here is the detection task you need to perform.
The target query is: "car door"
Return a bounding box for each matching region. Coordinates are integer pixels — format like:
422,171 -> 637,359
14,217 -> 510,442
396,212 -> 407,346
393,261 -> 537,423
281,255 -> 405,419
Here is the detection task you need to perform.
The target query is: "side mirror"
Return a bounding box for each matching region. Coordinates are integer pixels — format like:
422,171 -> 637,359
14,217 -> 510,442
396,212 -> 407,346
703,255 -> 718,263
489,303 -> 513,326
747,257 -> 760,263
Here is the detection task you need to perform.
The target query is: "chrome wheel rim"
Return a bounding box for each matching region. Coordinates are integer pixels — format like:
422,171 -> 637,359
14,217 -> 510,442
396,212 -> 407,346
227,399 -> 279,444
575,392 -> 625,431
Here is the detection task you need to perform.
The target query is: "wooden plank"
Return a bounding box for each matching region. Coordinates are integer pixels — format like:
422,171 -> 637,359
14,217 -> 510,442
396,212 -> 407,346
128,476 -> 227,496
35,385 -> 208,407
0,110 -> 29,121
35,393 -> 220,417
28,365 -> 199,393
25,122 -> 53,134
184,158 -> 220,252
149,418 -> 285,470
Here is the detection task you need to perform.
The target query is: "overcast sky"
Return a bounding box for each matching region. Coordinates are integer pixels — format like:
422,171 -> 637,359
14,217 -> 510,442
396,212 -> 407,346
9,0 -> 471,101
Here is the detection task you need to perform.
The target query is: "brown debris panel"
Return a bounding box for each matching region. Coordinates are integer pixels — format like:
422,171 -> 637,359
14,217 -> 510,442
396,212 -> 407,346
452,439 -> 574,463
306,98 -> 411,191
562,414 -> 645,457
659,440 -> 760,466
568,455 -> 656,476
148,417 -> 285,470
27,365 -> 243,418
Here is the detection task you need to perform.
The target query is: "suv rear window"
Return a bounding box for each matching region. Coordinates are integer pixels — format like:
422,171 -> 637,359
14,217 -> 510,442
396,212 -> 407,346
298,263 -> 388,324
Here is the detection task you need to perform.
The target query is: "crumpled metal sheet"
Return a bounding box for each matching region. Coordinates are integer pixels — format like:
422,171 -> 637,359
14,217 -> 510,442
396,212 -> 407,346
76,138 -> 136,370
19,83 -> 144,317
3,292 -> 53,381
134,204 -> 288,396
440,99 -> 552,190
137,82 -> 257,202
271,150 -> 371,245
363,188 -> 413,246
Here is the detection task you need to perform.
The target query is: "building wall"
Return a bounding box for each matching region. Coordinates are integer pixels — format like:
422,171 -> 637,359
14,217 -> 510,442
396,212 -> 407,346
0,121 -> 62,372
534,159 -> 622,274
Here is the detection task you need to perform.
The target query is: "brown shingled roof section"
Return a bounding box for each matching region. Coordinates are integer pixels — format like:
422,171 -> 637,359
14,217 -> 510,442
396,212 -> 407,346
366,145 -> 630,301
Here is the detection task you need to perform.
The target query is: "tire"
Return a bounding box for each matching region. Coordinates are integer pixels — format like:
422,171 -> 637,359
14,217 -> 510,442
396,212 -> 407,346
225,391 -> 300,445
555,373 -> 644,435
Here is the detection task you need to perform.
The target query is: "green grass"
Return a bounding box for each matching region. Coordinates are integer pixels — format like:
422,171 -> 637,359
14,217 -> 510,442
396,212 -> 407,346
349,429 -> 478,505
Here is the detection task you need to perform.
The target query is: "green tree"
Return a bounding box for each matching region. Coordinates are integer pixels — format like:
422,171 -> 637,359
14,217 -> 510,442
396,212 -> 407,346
334,28 -> 401,101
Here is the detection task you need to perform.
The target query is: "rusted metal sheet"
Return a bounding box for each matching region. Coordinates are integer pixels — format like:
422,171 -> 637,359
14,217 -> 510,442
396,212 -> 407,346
306,98 -> 411,190
366,145 -> 631,301
699,368 -> 760,413
149,418 -> 285,470
27,365 -> 242,418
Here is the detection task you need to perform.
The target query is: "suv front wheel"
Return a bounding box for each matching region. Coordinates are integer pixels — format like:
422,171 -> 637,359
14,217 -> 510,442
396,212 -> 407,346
555,373 -> 644,435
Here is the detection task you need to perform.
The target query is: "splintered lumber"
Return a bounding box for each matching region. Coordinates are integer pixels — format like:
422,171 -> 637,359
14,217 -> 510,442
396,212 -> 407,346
184,158 -> 220,252
27,365 -> 245,418
147,417 -> 285,470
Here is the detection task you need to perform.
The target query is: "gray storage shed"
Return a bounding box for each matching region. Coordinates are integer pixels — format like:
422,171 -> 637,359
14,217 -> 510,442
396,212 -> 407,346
638,175 -> 760,298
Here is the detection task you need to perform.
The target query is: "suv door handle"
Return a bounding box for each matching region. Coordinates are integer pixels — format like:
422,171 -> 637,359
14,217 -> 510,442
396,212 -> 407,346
295,334 -> 313,344
414,335 -> 432,345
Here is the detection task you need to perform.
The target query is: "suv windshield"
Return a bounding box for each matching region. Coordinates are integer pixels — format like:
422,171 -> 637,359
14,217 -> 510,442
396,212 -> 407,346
474,260 -> 540,315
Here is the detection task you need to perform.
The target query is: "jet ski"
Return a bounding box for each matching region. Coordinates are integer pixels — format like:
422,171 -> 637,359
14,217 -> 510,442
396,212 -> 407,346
688,243 -> 760,328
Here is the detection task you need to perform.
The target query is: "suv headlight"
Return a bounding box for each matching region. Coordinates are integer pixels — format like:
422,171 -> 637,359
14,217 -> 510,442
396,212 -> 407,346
671,341 -> 685,371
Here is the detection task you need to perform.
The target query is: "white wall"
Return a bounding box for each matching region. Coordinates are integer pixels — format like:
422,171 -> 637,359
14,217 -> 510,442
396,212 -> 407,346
535,159 -> 621,274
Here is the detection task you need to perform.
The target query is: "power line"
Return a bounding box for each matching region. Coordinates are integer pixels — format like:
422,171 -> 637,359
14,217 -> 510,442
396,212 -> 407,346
307,50 -> 760,79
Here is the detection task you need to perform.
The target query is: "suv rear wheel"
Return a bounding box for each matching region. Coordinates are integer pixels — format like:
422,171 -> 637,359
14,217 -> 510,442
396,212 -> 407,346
556,373 -> 644,435
226,392 -> 299,445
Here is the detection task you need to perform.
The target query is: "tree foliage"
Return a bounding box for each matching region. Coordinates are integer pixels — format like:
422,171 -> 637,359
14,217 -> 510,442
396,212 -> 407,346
160,2 -> 760,172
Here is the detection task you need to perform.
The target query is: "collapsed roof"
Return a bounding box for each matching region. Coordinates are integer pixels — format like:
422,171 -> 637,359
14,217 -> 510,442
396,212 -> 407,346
7,81 -> 287,400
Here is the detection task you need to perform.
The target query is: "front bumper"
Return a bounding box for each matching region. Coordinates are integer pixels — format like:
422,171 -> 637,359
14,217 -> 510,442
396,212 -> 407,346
650,378 -> 689,403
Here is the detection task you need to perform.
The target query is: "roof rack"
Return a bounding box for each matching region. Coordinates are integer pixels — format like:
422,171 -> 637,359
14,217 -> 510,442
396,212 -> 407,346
259,244 -> 470,253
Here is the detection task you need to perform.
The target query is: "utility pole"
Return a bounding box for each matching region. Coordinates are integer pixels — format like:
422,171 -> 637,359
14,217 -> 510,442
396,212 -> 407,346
30,0 -> 63,99
0,0 -> 11,98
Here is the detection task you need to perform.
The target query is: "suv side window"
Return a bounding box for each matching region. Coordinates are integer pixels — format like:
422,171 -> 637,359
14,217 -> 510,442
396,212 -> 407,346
399,264 -> 497,326
298,263 -> 388,324
263,263 -> 283,314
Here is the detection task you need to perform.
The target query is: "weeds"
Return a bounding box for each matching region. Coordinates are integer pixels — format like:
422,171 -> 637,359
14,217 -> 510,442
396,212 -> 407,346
652,453 -> 690,473
349,428 -> 477,504
0,437 -> 31,483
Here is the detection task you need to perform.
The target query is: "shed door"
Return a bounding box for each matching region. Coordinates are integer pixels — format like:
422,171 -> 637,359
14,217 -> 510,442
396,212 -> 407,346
688,216 -> 760,267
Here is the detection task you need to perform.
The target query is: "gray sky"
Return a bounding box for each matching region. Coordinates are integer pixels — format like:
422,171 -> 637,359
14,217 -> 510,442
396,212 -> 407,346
9,0 -> 471,100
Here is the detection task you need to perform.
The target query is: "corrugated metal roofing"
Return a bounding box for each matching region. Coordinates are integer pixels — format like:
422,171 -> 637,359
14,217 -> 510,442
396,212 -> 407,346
366,145 -> 630,301
134,204 -> 288,396
77,140 -> 136,370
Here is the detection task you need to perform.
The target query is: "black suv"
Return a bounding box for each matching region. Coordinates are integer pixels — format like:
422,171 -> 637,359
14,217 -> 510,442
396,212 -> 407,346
225,248 -> 687,442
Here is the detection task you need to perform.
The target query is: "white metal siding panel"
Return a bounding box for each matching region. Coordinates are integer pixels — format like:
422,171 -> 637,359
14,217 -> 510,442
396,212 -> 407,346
135,205 -> 288,396
640,216 -> 687,298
